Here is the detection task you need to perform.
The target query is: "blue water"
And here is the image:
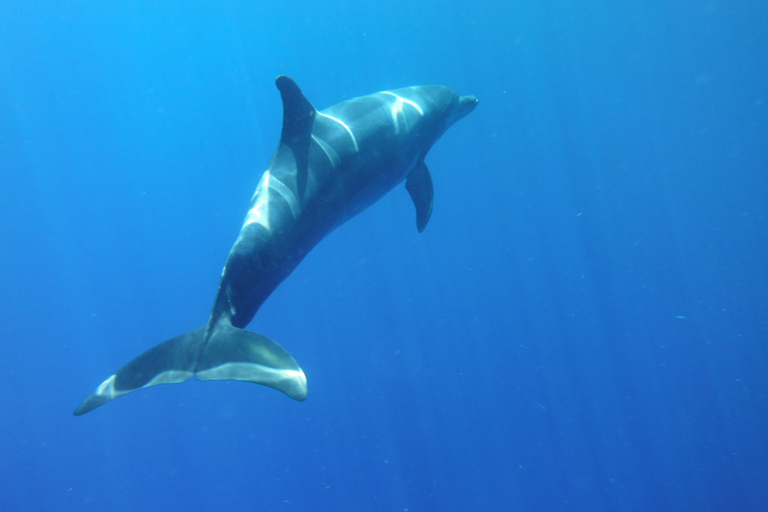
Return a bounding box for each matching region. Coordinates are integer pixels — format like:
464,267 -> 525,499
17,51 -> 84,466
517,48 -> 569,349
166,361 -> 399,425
2,1 -> 766,510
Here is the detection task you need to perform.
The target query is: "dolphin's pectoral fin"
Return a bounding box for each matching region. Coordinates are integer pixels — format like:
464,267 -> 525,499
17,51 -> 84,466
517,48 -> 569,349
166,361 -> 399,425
406,162 -> 434,233
74,327 -> 205,416
276,75 -> 316,202
196,323 -> 307,401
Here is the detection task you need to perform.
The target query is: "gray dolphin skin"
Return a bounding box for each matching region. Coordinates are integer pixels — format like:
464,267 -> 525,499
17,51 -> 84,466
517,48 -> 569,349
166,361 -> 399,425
75,76 -> 478,416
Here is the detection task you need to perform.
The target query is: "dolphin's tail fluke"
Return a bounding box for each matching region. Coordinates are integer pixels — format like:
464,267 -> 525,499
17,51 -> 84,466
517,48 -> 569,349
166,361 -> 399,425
195,323 -> 307,401
74,325 -> 307,416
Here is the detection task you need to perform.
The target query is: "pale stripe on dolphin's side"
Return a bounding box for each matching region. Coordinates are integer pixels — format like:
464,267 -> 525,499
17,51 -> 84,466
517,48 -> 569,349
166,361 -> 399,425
318,112 -> 359,152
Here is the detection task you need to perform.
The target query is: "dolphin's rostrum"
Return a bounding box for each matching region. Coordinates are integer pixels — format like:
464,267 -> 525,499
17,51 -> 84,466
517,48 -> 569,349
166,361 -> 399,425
75,76 -> 477,415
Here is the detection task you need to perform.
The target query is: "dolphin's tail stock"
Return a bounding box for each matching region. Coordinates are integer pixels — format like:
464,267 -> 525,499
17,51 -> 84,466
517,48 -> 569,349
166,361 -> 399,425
74,324 -> 307,416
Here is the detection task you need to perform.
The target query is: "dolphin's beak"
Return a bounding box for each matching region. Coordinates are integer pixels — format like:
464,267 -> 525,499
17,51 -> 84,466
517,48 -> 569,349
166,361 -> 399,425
449,95 -> 479,126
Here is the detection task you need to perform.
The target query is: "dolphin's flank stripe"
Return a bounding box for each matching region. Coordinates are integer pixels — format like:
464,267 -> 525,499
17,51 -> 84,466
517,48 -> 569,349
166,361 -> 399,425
311,134 -> 341,168
317,112 -> 359,152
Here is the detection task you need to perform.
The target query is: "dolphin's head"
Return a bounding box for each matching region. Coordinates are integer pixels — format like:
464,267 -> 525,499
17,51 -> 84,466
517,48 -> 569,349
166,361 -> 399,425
447,94 -> 479,127
390,85 -> 477,132
416,86 -> 478,144
411,85 -> 478,127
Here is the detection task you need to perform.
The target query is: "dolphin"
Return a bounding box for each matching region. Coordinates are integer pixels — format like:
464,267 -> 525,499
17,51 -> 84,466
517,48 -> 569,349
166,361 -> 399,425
75,76 -> 477,415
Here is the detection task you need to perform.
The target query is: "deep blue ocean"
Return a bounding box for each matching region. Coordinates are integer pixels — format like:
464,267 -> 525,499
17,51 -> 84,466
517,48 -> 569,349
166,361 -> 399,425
2,1 -> 767,511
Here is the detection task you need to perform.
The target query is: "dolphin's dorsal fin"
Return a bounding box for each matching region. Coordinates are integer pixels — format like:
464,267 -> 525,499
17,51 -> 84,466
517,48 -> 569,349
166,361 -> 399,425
275,76 -> 316,201
406,162 -> 434,232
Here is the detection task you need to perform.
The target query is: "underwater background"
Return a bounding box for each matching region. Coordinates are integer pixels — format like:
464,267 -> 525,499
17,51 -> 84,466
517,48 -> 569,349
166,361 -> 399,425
1,1 -> 766,510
